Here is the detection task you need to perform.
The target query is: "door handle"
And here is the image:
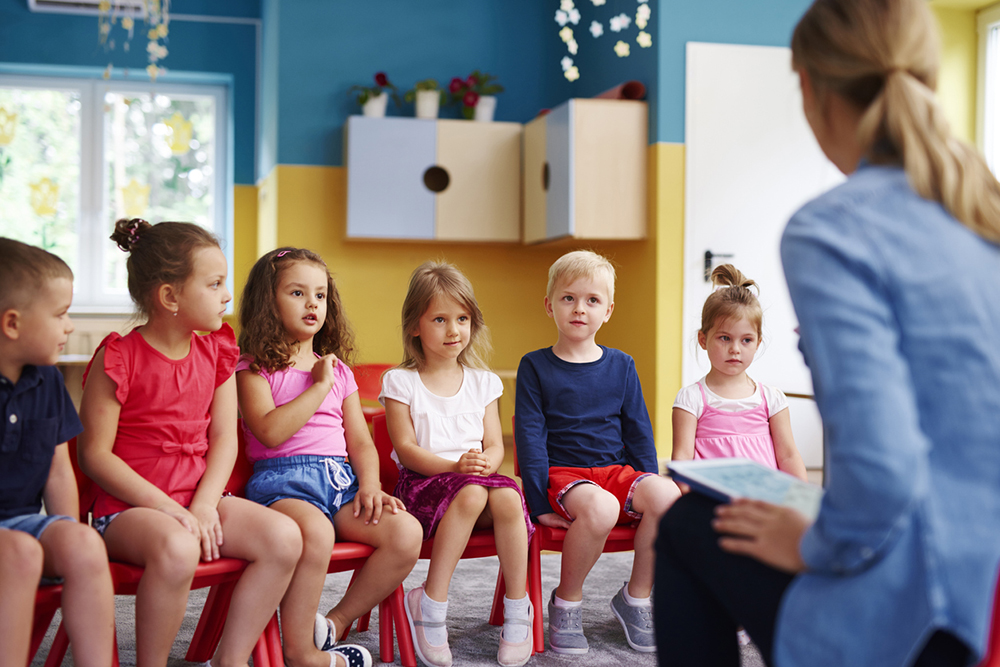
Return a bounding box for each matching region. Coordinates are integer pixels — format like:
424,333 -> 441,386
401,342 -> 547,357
704,250 -> 734,281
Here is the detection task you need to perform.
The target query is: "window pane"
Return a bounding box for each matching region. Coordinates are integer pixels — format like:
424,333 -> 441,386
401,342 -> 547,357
0,87 -> 81,271
102,91 -> 217,293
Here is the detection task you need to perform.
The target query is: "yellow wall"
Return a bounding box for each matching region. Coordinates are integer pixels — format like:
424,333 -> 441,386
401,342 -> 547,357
932,5 -> 979,143
247,162 -> 660,444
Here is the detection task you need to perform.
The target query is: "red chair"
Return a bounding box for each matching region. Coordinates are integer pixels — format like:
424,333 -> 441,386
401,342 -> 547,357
55,438 -> 278,667
353,363 -> 394,424
30,584 -> 70,667
371,414 -> 519,665
979,575 -> 1000,667
511,417 -> 637,654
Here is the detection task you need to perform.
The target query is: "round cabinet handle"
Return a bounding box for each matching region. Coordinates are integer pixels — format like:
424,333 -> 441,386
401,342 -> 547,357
423,166 -> 450,193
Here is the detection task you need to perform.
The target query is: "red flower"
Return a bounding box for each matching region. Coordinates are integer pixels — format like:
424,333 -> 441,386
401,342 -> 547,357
466,75 -> 478,89
374,72 -> 388,87
449,77 -> 465,93
463,91 -> 480,107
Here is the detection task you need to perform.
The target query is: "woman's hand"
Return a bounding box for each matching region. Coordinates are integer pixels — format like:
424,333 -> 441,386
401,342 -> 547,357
713,499 -> 811,574
536,512 -> 572,530
188,501 -> 224,562
353,485 -> 404,525
457,449 -> 490,476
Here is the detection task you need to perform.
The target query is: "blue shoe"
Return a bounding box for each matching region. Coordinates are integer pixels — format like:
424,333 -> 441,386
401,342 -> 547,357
547,590 -> 588,655
610,583 -> 656,653
329,644 -> 372,667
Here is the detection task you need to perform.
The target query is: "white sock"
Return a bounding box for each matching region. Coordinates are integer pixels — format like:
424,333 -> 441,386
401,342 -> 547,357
553,594 -> 582,609
420,591 -> 449,646
502,595 -> 531,643
622,583 -> 651,608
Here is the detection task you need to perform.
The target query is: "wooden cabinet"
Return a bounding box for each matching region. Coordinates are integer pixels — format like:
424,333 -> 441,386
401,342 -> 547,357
522,99 -> 648,244
346,116 -> 521,242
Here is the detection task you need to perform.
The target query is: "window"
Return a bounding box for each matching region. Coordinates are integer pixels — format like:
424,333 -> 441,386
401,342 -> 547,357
978,4 -> 1000,176
0,75 -> 229,312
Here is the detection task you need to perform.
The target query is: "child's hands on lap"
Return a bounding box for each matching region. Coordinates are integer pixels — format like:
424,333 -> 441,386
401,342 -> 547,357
353,486 -> 404,525
457,449 -> 490,476
189,501 -> 224,561
536,512 -> 572,530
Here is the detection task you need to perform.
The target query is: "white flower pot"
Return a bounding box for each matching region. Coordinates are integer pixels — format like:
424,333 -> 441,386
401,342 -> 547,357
415,90 -> 440,119
474,95 -> 497,122
362,91 -> 388,118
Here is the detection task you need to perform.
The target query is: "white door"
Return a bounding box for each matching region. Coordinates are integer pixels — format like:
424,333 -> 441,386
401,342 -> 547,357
683,42 -> 844,468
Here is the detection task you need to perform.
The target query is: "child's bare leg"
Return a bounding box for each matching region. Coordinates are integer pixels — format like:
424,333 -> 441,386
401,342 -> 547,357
477,487 -> 528,596
556,484 -> 619,600
328,506 -> 422,635
214,496 -> 301,667
39,521 -> 114,667
104,508 -> 201,667
425,485 -> 488,601
0,530 -> 43,667
627,476 -> 681,598
268,498 -> 337,667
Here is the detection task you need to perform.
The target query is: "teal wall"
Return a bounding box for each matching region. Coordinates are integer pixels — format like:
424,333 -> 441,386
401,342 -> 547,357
0,0 -> 260,185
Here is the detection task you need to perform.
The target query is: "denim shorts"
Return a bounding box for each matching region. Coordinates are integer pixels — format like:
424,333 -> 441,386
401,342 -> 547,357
0,513 -> 74,539
246,455 -> 359,523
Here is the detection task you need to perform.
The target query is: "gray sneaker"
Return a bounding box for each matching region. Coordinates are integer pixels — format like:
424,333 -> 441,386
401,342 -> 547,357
610,583 -> 656,652
547,590 -> 589,655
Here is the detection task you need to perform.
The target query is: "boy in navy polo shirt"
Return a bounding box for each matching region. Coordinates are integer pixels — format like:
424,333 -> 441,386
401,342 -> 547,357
0,238 -> 113,666
515,250 -> 681,655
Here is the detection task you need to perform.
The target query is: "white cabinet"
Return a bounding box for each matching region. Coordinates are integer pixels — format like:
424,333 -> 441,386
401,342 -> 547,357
522,99 -> 648,244
346,116 -> 521,242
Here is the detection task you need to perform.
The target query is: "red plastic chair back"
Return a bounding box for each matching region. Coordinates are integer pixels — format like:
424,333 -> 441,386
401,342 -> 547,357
980,576 -> 1000,667
353,363 -> 394,424
371,414 -> 400,493
226,421 -> 255,497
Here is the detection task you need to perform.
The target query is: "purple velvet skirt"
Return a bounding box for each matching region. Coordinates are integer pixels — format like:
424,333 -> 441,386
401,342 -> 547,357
394,466 -> 535,541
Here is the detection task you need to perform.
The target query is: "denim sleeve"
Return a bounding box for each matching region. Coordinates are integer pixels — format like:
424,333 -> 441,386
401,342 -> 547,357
514,356 -> 552,518
781,207 -> 930,575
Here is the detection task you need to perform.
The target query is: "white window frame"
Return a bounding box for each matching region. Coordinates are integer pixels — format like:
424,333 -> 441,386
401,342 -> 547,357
976,3 -> 1000,172
0,73 -> 231,314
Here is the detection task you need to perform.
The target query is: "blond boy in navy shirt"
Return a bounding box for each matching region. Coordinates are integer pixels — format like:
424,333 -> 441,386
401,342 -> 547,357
0,238 -> 114,666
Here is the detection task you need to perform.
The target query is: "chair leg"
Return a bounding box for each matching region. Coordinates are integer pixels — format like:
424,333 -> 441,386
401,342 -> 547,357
186,581 -> 237,662
390,585 -> 417,667
378,596 -> 394,664
251,630 -> 271,667
41,622 -> 70,667
266,613 -> 284,667
29,607 -> 58,662
112,625 -> 120,667
528,535 -> 545,654
488,567 -> 506,626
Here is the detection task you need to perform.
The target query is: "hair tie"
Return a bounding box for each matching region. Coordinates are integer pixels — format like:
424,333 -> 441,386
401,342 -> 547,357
128,219 -> 145,248
276,250 -> 289,258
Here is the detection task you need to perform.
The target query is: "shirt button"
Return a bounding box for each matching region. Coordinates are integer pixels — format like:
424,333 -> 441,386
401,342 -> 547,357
8,414 -> 16,424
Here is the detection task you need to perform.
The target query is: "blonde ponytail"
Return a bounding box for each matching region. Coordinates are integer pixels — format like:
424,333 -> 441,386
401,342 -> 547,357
700,264 -> 763,341
793,0 -> 1000,244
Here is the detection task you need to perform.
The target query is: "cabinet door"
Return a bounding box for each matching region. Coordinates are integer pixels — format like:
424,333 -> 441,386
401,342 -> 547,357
522,115 -> 548,244
435,120 -> 521,242
545,103 -> 573,240
345,116 -> 436,239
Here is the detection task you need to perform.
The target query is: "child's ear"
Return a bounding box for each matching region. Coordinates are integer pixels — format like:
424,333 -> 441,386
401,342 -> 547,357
603,302 -> 615,322
157,283 -> 180,315
543,296 -> 554,318
0,309 -> 20,341
697,330 -> 708,350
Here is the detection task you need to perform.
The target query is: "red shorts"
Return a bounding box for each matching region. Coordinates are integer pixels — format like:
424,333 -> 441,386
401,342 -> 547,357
547,465 -> 653,524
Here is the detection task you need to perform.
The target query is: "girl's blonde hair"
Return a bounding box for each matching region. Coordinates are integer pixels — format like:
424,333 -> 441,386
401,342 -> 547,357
792,0 -> 1000,243
238,247 -> 356,374
700,264 -> 762,341
400,261 -> 492,371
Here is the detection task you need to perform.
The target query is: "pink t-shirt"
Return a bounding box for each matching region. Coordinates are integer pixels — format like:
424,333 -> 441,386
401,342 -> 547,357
236,356 -> 359,463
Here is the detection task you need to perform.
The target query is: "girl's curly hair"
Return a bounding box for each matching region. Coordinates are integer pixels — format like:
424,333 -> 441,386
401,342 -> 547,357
238,247 -> 356,373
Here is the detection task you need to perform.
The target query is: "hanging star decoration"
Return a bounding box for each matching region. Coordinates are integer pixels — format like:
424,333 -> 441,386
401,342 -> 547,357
614,40 -> 631,57
164,111 -> 192,155
556,0 -> 653,78
636,3 -> 651,29
590,20 -> 603,38
637,31 -> 652,48
99,0 -> 171,81
0,108 -> 16,147
122,179 -> 151,218
30,179 -> 59,217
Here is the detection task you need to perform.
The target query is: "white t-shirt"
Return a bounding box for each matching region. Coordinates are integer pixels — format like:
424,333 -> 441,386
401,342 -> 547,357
379,366 -> 504,464
673,376 -> 788,420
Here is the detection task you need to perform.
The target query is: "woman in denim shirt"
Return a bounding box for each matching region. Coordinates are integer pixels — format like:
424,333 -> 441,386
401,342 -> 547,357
654,0 -> 1000,666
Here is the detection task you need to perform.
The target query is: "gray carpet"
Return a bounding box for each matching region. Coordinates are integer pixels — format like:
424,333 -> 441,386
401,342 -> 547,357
32,552 -> 764,667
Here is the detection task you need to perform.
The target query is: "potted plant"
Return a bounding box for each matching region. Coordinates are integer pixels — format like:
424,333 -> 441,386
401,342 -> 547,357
350,72 -> 401,117
448,70 -> 504,121
404,79 -> 444,119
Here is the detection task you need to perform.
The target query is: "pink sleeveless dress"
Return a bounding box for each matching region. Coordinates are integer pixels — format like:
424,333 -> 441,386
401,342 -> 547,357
693,382 -> 778,469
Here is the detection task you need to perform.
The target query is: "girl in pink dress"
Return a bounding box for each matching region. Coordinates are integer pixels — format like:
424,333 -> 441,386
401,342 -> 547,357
78,218 -> 302,667
672,264 -> 808,480
236,247 -> 421,667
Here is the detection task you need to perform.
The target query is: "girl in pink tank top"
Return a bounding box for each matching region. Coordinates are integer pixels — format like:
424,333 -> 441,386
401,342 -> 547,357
672,265 -> 807,481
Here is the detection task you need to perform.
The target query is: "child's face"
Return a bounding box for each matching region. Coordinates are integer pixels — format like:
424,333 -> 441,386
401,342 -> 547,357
177,245 -> 230,332
414,293 -> 471,366
275,261 -> 329,344
545,275 -> 614,344
19,276 -> 74,367
698,315 -> 760,378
